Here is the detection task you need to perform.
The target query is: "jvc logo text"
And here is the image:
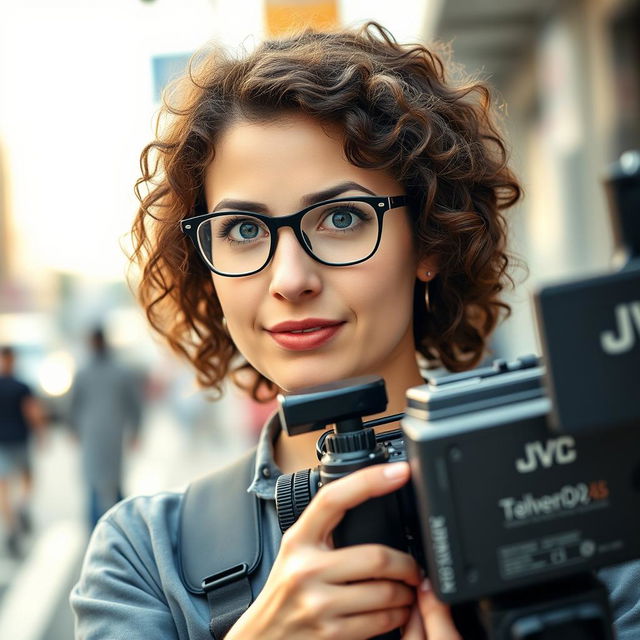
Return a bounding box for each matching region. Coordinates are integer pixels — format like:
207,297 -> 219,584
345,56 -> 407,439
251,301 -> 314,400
515,437 -> 576,474
601,301 -> 640,355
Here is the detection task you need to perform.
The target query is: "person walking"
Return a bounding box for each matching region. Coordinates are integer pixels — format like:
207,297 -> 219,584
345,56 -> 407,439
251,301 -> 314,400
69,327 -> 144,529
0,346 -> 46,556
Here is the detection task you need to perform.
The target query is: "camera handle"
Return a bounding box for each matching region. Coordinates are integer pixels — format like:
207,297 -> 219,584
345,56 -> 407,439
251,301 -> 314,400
277,376 -> 410,640
316,419 -> 408,640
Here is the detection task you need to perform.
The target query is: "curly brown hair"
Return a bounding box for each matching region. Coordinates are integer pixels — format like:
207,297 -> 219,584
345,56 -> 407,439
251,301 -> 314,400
130,22 -> 522,401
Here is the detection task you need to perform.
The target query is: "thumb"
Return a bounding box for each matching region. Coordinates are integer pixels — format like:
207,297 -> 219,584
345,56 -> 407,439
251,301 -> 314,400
401,603 -> 426,639
416,579 -> 462,640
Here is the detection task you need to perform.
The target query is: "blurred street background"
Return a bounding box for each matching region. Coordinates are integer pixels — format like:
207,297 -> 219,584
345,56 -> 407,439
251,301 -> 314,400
0,0 -> 638,638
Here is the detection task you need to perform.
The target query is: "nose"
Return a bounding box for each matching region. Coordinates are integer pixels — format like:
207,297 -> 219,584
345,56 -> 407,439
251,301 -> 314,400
267,228 -> 322,302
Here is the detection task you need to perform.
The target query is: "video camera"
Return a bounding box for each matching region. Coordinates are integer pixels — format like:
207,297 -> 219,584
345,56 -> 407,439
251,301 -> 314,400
274,151 -> 640,639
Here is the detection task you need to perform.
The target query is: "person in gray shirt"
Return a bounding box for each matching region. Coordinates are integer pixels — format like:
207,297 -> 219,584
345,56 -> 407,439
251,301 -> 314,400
71,21 -> 640,640
69,327 -> 143,529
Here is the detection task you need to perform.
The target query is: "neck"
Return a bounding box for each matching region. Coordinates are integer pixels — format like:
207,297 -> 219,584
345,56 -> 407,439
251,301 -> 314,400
274,354 -> 424,474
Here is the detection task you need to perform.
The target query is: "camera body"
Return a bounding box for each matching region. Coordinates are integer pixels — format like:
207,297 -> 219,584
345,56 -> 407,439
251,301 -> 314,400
276,355 -> 640,605
402,359 -> 640,604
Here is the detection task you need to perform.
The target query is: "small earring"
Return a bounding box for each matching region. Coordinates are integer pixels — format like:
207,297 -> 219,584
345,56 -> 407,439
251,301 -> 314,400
425,282 -> 431,313
426,271 -> 432,278
221,317 -> 229,333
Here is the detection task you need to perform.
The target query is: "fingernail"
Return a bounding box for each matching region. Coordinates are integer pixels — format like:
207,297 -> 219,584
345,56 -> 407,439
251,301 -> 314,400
383,462 -> 408,480
420,578 -> 431,592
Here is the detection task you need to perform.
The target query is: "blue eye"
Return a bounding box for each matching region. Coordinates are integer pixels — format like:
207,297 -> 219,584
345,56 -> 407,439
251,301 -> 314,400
330,211 -> 353,229
238,222 -> 259,239
317,205 -> 372,233
214,216 -> 269,244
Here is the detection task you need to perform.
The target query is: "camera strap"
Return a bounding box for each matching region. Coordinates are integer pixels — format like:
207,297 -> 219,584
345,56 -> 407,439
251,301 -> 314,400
178,447 -> 262,639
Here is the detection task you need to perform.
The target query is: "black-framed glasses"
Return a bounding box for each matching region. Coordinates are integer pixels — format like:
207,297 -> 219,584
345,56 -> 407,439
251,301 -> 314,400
180,195 -> 408,277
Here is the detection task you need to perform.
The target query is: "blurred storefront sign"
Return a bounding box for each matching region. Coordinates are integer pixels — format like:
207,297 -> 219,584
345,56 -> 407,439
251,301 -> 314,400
151,53 -> 191,103
265,0 -> 338,36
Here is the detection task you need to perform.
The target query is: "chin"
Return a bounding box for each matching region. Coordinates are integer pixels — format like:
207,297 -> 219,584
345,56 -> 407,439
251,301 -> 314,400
272,362 -> 367,394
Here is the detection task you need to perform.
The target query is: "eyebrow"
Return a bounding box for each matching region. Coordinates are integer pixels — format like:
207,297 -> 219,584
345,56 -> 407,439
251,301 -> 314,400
211,181 -> 377,214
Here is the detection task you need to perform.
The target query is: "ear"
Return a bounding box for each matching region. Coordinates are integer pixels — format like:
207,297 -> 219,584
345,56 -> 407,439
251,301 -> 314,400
416,255 -> 438,282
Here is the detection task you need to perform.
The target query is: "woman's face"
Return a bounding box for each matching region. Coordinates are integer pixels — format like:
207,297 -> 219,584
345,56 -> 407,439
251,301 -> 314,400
204,113 -> 430,393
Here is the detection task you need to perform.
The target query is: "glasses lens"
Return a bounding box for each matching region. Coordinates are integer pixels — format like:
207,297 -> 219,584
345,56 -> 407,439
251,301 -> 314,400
300,200 -> 380,264
197,214 -> 270,275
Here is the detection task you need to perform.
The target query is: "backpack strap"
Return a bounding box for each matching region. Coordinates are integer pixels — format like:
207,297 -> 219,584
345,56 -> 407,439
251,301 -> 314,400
178,447 -> 262,639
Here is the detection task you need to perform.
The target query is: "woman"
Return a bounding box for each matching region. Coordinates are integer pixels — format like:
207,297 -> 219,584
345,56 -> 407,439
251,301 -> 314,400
71,22 -> 521,639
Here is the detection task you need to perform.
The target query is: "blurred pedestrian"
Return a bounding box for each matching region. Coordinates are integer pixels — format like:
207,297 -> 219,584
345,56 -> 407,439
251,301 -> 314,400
69,327 -> 143,529
0,345 -> 46,556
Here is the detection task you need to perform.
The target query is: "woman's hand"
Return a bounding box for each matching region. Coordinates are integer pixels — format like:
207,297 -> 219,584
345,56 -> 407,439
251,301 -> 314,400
226,462 -> 423,640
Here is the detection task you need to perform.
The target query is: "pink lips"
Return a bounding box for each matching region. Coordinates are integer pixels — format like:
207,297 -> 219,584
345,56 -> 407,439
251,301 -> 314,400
265,318 -> 345,351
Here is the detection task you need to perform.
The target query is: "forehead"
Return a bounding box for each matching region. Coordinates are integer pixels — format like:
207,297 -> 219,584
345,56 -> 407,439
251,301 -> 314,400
203,114 -> 401,210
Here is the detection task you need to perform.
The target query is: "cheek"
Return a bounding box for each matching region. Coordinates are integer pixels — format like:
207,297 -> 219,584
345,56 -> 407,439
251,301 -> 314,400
348,240 -> 418,331
347,257 -> 417,323
366,237 -> 418,305
211,278 -> 254,335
